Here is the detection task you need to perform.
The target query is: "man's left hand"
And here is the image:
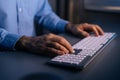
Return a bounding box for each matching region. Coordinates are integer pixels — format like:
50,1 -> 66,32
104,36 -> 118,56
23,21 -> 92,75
65,23 -> 104,37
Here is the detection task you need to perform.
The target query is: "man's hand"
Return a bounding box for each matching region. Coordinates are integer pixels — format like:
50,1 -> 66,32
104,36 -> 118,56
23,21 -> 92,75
15,33 -> 73,56
66,23 -> 104,37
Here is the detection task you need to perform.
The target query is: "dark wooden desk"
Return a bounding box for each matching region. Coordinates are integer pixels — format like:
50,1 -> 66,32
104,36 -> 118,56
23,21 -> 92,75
0,34 -> 120,80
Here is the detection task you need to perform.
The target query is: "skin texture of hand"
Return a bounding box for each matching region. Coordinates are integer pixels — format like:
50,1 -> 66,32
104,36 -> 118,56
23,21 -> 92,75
15,33 -> 73,56
66,23 -> 104,37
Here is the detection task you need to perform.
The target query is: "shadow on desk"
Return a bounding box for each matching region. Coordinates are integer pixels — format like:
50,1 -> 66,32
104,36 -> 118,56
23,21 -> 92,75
20,72 -> 63,80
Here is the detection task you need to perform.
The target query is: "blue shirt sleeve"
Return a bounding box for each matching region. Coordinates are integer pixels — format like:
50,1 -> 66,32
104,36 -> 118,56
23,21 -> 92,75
35,0 -> 69,33
0,28 -> 22,50
0,0 -> 69,50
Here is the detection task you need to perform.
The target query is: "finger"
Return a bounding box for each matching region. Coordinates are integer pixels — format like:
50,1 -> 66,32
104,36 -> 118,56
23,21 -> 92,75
29,45 -> 65,56
77,29 -> 90,37
83,24 -> 99,36
89,25 -> 104,36
70,24 -> 90,37
51,36 -> 74,53
96,26 -> 104,35
91,26 -> 99,36
46,42 -> 69,54
46,47 -> 65,55
86,24 -> 104,36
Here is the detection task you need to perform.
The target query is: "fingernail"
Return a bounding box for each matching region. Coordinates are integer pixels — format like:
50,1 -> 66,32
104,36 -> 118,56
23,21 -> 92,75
72,50 -> 75,53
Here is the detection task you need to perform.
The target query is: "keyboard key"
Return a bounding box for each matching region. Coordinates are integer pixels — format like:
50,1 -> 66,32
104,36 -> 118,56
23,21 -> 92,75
74,49 -> 82,55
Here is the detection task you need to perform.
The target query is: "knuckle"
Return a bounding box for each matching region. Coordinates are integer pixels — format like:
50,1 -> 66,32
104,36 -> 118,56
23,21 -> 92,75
59,39 -> 63,43
45,33 -> 55,40
45,41 -> 53,47
54,42 -> 58,46
58,37 -> 64,42
94,24 -> 99,27
92,26 -> 96,29
47,33 -> 54,37
83,23 -> 89,25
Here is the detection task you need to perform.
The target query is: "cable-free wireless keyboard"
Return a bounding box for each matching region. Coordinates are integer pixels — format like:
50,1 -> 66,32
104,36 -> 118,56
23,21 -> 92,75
48,32 -> 117,69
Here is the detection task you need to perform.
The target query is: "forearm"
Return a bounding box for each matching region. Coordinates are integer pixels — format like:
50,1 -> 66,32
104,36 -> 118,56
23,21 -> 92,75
35,0 -> 69,33
36,12 -> 69,33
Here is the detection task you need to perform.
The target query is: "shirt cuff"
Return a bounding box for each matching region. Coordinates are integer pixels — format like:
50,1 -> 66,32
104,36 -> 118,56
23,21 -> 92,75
56,19 -> 69,33
0,33 -> 22,50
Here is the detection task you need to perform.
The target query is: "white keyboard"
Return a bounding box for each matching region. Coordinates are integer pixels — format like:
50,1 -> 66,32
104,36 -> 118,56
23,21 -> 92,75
48,33 -> 117,69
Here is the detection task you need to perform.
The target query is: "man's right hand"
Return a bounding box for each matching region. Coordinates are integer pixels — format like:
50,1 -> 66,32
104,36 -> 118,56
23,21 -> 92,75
15,33 -> 73,56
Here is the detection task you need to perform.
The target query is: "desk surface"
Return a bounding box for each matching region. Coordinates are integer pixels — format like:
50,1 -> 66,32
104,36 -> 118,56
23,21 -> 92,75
0,34 -> 120,80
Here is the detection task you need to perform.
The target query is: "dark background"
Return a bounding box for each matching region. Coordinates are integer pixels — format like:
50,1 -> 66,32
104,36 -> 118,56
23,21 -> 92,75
49,0 -> 120,36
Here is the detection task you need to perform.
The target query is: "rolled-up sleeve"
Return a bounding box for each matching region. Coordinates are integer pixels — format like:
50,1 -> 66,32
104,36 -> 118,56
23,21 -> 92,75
35,0 -> 69,33
0,28 -> 22,50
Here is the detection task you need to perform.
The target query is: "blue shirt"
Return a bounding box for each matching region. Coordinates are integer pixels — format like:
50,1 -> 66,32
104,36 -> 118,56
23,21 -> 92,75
0,0 -> 68,50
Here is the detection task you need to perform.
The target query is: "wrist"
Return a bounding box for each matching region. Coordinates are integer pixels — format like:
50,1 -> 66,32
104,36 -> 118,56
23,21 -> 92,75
65,23 -> 80,33
15,36 -> 31,50
65,23 -> 74,33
